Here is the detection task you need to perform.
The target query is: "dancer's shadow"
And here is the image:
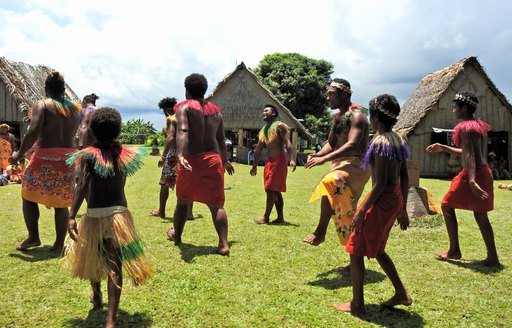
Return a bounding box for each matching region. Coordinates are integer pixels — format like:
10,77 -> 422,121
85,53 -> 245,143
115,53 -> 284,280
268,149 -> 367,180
177,241 -> 236,263
308,267 -> 386,290
65,308 -> 152,327
162,214 -> 204,222
9,246 -> 62,262
442,258 -> 504,274
267,221 -> 300,227
349,304 -> 424,328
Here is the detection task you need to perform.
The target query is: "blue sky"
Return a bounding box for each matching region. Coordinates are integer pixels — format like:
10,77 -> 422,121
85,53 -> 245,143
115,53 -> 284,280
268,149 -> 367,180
1,0 -> 511,130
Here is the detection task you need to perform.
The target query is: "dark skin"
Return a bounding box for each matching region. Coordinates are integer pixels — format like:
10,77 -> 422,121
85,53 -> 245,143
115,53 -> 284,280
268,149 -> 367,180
426,102 -> 500,267
151,109 -> 193,219
67,153 -> 127,328
303,86 -> 369,250
166,91 -> 234,255
11,96 -> 80,252
335,113 -> 411,314
250,106 -> 296,224
77,102 -> 97,149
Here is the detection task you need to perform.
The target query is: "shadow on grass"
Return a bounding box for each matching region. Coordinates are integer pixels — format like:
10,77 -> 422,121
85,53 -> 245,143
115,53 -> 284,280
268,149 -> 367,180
160,214 -> 204,222
177,241 -> 237,263
443,258 -> 505,274
66,308 -> 152,327
308,268 -> 386,290
9,246 -> 62,262
350,304 -> 424,327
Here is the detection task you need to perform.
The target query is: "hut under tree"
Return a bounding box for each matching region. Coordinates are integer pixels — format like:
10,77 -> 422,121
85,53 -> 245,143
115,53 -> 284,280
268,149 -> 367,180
207,62 -> 314,164
0,56 -> 80,140
395,56 -> 512,178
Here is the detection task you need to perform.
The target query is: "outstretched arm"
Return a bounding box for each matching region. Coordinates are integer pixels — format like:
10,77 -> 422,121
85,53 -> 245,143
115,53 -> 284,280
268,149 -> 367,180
11,101 -> 45,162
426,143 -> 462,156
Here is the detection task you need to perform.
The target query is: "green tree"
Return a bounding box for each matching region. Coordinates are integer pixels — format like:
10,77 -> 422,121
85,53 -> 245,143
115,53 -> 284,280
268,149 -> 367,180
253,53 -> 334,119
120,118 -> 156,144
304,108 -> 332,141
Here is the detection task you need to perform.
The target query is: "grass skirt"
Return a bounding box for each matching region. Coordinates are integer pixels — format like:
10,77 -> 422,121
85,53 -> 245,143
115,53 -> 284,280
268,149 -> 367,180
64,206 -> 153,285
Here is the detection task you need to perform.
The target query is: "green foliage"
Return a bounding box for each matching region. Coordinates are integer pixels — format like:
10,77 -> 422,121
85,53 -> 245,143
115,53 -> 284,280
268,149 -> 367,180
120,118 -> 157,145
253,53 -> 334,120
304,108 -> 332,140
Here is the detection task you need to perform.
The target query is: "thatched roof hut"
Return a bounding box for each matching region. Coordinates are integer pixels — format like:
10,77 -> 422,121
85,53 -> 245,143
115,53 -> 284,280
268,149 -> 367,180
0,56 -> 80,136
208,62 -> 314,163
396,56 -> 512,178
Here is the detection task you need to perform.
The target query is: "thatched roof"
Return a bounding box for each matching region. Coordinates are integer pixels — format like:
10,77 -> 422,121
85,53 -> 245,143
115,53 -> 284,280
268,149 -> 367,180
208,62 -> 315,142
0,56 -> 80,114
395,56 -> 512,135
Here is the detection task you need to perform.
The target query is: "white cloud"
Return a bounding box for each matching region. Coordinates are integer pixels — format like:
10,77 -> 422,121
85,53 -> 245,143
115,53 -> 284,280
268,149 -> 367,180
1,0 -> 511,130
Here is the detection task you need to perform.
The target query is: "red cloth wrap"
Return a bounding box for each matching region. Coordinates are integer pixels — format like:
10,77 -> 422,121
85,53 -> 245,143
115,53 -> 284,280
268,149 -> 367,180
345,184 -> 403,258
176,152 -> 225,206
441,165 -> 494,212
173,99 -> 221,116
264,153 -> 288,192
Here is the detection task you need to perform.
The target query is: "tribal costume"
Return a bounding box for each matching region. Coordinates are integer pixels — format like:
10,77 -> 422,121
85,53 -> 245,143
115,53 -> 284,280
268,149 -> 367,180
0,129 -> 15,171
64,143 -> 153,285
258,121 -> 290,193
345,131 -> 410,258
442,119 -> 494,212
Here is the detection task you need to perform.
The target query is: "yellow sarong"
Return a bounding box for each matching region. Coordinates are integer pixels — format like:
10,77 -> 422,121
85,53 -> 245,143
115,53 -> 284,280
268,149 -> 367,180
309,156 -> 370,245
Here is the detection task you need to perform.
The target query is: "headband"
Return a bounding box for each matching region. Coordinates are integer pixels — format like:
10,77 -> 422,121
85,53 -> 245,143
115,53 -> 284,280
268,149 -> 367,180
454,93 -> 478,108
374,98 -> 398,119
0,123 -> 9,129
329,81 -> 352,95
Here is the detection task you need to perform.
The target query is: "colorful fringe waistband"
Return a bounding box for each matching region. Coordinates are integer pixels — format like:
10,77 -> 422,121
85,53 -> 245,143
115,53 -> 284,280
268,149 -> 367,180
64,209 -> 153,285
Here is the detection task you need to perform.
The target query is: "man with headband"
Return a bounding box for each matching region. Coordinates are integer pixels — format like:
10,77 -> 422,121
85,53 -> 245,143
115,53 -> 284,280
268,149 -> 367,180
426,91 -> 500,267
304,78 -> 371,273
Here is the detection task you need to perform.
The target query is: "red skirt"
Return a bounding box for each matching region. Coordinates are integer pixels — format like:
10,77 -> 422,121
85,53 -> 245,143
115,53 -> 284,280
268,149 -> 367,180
263,153 -> 287,192
345,184 -> 403,258
176,152 -> 225,206
441,165 -> 494,212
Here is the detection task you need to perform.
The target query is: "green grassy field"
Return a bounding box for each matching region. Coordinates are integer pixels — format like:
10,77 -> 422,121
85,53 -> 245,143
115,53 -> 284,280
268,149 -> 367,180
1,153 -> 511,327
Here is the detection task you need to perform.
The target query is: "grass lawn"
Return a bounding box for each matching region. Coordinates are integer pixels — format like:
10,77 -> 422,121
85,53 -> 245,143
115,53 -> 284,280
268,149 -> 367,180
1,153 -> 511,327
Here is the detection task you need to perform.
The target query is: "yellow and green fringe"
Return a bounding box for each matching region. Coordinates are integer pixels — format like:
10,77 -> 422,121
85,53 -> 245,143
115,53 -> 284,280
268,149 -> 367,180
258,121 -> 289,144
50,98 -> 82,117
64,210 -> 153,285
66,143 -> 146,178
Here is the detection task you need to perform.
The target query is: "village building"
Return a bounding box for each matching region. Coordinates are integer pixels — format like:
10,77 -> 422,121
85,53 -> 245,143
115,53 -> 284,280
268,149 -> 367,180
207,62 -> 314,164
0,56 -> 80,140
395,56 -> 512,178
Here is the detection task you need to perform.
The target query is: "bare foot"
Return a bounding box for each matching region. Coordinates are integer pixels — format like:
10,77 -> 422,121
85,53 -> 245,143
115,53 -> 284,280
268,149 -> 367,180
435,250 -> 462,260
269,218 -> 285,225
15,238 -> 41,251
334,301 -> 366,314
215,244 -> 230,256
254,217 -> 269,224
49,243 -> 64,254
474,258 -> 501,267
90,291 -> 103,310
150,209 -> 165,218
303,233 -> 325,246
381,293 -> 413,308
166,227 -> 181,245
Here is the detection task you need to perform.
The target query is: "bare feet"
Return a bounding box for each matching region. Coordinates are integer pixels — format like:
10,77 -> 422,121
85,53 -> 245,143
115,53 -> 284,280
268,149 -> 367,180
303,233 -> 325,246
435,250 -> 462,260
166,227 -> 181,245
15,238 -> 41,251
381,293 -> 413,308
90,291 -> 103,310
254,217 -> 269,224
215,244 -> 230,256
334,301 -> 366,314
269,218 -> 285,225
150,209 -> 165,218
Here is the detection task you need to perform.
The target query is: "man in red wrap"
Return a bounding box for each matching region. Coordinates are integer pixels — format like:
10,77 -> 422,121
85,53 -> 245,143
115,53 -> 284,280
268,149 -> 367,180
11,71 -> 81,253
426,91 -> 500,267
250,104 -> 296,224
166,73 -> 234,255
